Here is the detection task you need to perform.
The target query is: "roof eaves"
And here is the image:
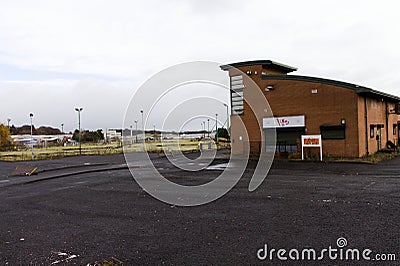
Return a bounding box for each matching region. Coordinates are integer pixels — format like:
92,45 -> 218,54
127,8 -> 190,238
262,74 -> 400,102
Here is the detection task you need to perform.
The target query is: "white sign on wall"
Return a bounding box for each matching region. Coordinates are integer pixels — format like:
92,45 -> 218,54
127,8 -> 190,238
263,115 -> 305,128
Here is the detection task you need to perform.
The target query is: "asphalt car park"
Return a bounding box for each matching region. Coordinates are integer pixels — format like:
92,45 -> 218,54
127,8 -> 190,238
0,153 -> 399,265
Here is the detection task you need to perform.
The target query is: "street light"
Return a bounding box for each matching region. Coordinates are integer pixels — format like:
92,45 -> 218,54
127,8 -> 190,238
130,125 -> 133,144
140,110 -> 144,136
29,113 -> 34,160
207,119 -> 210,138
75,108 -> 83,155
61,123 -> 64,134
215,113 -> 218,145
223,103 -> 230,136
7,118 -> 11,151
134,120 -> 138,143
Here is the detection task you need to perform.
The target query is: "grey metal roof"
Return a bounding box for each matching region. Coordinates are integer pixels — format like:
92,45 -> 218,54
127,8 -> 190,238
220,60 -> 297,73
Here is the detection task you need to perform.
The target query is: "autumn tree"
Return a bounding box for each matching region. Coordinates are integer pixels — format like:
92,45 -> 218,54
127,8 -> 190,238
0,124 -> 10,150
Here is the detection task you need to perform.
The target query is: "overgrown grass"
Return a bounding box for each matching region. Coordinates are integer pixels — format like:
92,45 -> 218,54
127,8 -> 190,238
0,139 -> 203,161
289,150 -> 400,164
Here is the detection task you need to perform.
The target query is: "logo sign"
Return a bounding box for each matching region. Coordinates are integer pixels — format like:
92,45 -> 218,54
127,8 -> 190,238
303,137 -> 320,146
301,135 -> 322,161
263,115 -> 305,128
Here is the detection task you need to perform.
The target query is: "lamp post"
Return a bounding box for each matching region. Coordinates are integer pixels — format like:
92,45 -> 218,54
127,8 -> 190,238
29,113 -> 34,160
223,103 -> 230,136
215,113 -> 218,145
134,120 -> 138,143
7,118 -> 11,150
130,125 -> 133,144
207,119 -> 210,138
140,110 -> 145,151
140,110 -> 144,140
75,108 -> 83,155
153,125 -> 156,141
61,123 -> 64,134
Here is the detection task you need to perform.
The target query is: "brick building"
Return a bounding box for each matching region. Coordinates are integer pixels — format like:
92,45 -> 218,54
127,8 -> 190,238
220,60 -> 400,158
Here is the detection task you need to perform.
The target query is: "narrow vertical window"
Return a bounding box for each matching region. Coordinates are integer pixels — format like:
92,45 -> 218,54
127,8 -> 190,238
230,75 -> 244,115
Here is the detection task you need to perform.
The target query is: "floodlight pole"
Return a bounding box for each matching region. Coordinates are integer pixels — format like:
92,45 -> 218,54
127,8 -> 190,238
134,120 -> 138,143
207,119 -> 210,138
130,125 -> 133,144
7,118 -> 11,150
140,110 -> 144,151
140,110 -> 144,138
29,113 -> 34,160
75,108 -> 83,155
215,113 -> 218,145
223,103 -> 230,136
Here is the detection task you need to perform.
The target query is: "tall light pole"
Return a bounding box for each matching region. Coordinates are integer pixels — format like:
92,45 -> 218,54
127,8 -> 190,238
75,108 -> 83,155
61,123 -> 64,134
7,118 -> 11,150
140,110 -> 144,151
140,110 -> 144,139
153,125 -> 156,140
223,103 -> 230,136
29,113 -> 34,160
215,113 -> 218,145
207,119 -> 210,138
134,120 -> 138,143
130,125 -> 133,144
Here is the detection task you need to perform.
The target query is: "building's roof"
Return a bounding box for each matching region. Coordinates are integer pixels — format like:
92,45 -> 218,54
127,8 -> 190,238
220,60 -> 297,73
262,74 -> 400,102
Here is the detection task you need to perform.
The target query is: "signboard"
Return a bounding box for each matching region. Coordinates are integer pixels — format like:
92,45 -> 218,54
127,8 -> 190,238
301,135 -> 322,161
263,115 -> 305,128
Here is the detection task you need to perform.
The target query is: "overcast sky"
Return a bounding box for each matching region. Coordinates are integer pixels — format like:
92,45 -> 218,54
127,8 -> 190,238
1,0 -> 400,132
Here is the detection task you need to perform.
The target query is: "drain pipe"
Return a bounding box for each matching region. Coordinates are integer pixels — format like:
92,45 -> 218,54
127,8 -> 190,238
385,101 -> 389,147
364,97 -> 369,156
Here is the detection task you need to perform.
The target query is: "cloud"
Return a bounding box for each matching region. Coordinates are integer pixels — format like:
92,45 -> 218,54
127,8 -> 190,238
0,78 -> 133,131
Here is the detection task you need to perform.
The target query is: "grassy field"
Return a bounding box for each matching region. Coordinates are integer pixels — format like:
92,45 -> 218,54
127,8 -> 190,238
0,139 -> 215,161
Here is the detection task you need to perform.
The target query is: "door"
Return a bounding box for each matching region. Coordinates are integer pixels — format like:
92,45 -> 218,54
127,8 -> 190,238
376,126 -> 382,150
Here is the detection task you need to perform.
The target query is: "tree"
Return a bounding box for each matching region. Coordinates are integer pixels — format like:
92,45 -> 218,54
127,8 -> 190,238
72,129 -> 104,142
217,128 -> 229,140
0,124 -> 10,150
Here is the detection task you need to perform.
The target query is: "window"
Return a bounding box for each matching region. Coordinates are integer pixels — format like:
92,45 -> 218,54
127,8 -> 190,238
320,125 -> 345,139
370,125 -> 375,138
393,124 -> 397,135
230,75 -> 244,115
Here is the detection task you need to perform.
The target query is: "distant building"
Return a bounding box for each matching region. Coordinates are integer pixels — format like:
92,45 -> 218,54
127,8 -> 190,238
221,60 -> 400,158
105,129 -> 122,142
